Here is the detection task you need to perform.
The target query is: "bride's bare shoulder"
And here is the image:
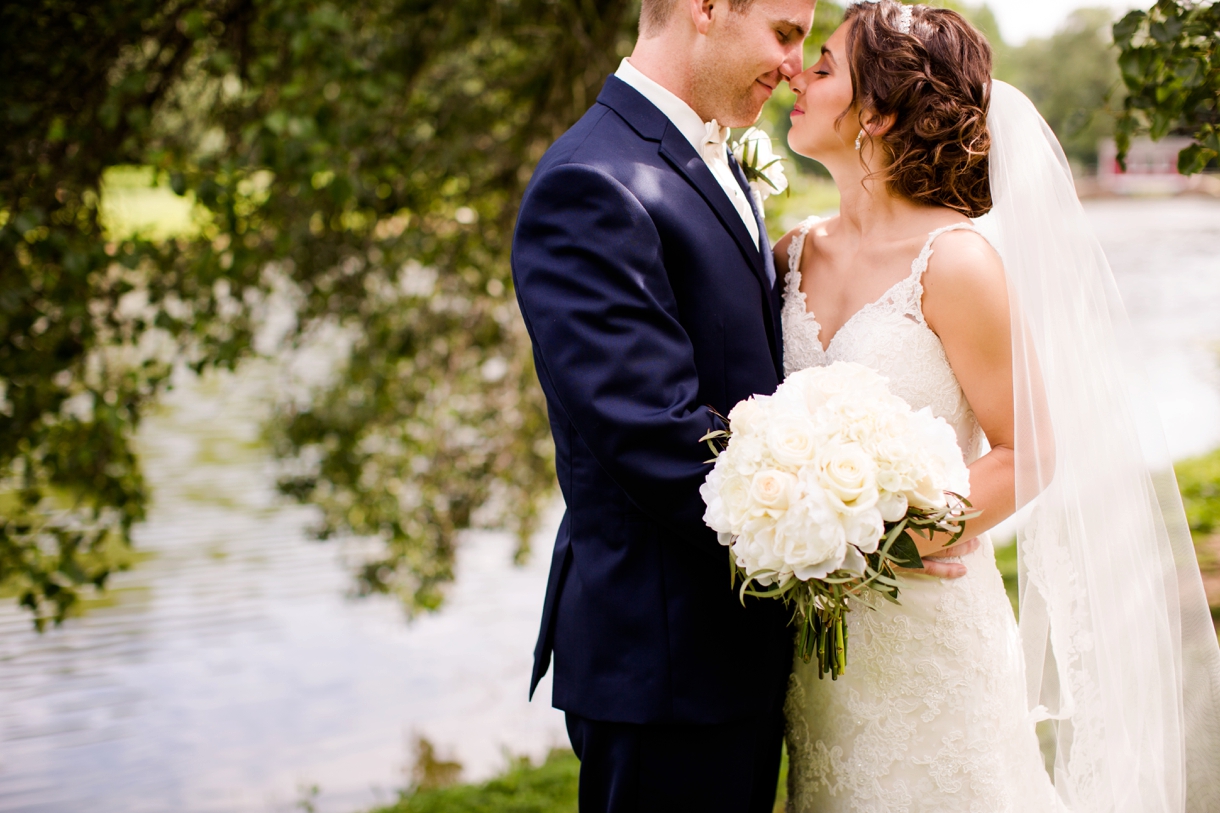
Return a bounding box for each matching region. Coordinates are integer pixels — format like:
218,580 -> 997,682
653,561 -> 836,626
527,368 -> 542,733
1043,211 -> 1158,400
921,226 -> 1008,331
773,214 -> 837,277
923,227 -> 1004,290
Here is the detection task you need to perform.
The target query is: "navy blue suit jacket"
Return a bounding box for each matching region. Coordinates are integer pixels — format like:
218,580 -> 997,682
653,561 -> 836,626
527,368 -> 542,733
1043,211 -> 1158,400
512,76 -> 793,725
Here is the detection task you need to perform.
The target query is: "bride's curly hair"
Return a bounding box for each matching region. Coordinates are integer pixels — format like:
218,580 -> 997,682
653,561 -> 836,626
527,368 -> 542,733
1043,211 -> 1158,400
844,2 -> 993,217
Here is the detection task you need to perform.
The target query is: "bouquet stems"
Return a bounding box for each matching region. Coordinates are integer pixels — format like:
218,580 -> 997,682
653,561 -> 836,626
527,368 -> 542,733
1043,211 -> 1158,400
800,592 -> 850,680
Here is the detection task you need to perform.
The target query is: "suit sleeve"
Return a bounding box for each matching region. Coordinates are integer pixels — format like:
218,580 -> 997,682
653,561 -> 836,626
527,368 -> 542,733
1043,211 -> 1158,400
512,161 -> 721,547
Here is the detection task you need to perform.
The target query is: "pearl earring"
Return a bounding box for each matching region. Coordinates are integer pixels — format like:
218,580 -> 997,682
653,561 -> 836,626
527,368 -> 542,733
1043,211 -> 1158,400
855,129 -> 865,150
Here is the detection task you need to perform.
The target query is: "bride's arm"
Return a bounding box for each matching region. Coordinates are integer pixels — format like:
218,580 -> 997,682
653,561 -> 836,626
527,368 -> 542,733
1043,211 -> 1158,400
919,229 -> 1016,555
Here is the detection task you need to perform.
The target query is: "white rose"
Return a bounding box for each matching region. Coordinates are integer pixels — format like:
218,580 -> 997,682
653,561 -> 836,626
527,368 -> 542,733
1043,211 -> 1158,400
727,396 -> 766,437
873,409 -> 911,442
842,506 -> 885,554
817,442 -> 880,514
872,436 -> 919,492
749,469 -> 796,514
876,489 -> 909,522
908,472 -> 949,510
839,544 -> 867,576
775,477 -> 850,581
909,407 -> 970,498
720,471 -> 753,531
786,362 -> 891,418
765,415 -> 819,468
736,517 -> 789,582
773,367 -> 826,415
700,463 -> 731,533
725,431 -> 768,478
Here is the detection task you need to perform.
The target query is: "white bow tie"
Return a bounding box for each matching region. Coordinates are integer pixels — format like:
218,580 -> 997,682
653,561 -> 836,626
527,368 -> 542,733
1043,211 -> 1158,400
701,119 -> 731,164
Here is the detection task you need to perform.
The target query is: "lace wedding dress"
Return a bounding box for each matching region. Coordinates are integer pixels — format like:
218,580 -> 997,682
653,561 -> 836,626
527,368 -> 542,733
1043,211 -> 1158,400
781,218 -> 1060,813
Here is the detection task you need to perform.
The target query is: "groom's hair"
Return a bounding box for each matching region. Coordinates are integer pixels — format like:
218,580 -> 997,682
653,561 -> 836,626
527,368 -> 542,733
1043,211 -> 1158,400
640,0 -> 757,38
844,2 -> 994,217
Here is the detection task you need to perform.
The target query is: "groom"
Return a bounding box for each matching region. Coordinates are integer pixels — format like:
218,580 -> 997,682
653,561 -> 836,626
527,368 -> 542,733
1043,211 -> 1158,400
511,1 -> 814,809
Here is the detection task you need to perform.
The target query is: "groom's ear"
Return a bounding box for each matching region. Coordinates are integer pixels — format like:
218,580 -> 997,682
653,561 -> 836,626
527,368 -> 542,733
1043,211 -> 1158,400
690,0 -> 717,34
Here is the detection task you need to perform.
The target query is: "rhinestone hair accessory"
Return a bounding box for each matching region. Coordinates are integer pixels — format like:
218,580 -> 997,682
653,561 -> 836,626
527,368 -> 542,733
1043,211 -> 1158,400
897,4 -> 913,34
853,0 -> 914,35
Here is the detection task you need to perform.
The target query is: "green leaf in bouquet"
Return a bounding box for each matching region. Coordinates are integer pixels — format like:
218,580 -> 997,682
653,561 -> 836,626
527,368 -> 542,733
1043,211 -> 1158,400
820,571 -> 863,585
738,572 -> 796,603
878,519 -> 909,558
888,531 -> 924,570
869,572 -> 902,589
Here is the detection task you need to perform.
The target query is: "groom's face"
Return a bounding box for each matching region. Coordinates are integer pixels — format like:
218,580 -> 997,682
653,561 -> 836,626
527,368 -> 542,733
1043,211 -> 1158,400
690,0 -> 816,128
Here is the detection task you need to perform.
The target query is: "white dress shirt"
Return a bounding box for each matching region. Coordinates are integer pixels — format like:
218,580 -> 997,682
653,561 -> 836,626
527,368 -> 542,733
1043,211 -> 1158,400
614,58 -> 761,248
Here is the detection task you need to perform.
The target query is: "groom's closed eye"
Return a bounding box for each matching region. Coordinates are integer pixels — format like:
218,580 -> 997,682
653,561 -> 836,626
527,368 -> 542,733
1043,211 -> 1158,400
773,19 -> 806,44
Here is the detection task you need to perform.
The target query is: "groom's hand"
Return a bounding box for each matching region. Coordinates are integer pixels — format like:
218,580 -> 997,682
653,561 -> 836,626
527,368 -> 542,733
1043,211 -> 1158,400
900,538 -> 981,579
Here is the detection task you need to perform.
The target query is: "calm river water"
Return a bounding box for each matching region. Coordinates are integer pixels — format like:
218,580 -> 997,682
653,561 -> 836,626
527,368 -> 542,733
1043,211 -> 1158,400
1,197 -> 1218,812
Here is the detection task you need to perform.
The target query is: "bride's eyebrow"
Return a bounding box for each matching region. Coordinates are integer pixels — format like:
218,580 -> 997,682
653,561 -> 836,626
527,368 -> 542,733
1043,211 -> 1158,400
820,45 -> 837,65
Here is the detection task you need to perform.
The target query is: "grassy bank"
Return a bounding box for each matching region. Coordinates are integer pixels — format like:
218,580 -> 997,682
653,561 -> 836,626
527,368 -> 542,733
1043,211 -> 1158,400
1177,448 -> 1220,621
372,749 -> 580,813
373,745 -> 790,813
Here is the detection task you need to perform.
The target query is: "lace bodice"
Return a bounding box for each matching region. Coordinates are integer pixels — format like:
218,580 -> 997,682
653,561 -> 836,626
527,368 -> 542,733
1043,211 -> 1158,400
780,217 -> 1059,813
782,217 -> 983,461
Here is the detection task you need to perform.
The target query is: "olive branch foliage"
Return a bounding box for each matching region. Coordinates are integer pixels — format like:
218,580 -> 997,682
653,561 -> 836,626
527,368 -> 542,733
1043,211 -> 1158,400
1,0 -> 635,628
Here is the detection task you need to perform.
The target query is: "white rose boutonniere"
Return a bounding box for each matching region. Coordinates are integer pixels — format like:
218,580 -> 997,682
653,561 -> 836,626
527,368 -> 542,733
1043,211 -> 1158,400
731,127 -> 789,205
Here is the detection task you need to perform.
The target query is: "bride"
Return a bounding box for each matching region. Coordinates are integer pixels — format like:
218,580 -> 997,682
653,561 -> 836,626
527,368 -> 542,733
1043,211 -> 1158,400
775,2 -> 1220,811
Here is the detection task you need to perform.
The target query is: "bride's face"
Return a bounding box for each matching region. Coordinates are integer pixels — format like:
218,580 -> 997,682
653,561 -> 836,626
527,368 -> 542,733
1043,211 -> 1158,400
787,23 -> 856,161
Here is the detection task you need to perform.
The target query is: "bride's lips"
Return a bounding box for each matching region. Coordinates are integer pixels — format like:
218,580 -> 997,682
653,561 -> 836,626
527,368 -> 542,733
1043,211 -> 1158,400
791,105 -> 805,118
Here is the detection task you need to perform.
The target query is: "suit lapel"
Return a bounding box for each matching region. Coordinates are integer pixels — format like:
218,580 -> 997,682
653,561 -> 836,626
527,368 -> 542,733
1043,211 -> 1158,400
729,153 -> 784,379
657,132 -> 787,375
656,130 -> 765,277
596,76 -> 784,378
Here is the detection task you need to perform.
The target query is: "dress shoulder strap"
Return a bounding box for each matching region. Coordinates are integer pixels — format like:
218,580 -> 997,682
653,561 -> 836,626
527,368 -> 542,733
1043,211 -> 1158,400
786,215 -> 823,293
910,222 -> 980,281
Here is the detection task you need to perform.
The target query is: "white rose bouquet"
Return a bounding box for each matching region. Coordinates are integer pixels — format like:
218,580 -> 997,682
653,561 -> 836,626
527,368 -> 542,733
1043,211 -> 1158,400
699,361 -> 974,678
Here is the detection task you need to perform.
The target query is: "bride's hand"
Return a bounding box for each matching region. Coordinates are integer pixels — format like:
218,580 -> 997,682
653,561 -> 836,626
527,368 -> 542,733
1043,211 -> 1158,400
898,537 -> 980,579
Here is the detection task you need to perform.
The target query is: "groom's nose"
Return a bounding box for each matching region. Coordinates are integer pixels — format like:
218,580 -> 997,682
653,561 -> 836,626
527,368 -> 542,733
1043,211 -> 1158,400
779,45 -> 803,83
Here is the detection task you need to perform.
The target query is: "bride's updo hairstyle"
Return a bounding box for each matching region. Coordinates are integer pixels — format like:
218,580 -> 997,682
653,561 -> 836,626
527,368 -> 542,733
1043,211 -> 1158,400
844,1 -> 993,217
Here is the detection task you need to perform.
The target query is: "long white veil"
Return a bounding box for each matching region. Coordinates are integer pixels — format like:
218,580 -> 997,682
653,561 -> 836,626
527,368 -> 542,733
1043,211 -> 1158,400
980,80 -> 1220,812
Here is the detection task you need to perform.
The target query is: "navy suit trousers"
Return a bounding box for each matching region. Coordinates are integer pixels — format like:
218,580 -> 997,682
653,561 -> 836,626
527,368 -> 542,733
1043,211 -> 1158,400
564,695 -> 787,813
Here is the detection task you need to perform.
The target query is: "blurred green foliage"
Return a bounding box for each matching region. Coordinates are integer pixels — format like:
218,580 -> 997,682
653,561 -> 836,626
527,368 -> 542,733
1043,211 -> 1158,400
1177,448 -> 1220,540
1175,448 -> 1220,621
1,0 -> 633,626
1000,9 -> 1123,168
1113,0 -> 1220,174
